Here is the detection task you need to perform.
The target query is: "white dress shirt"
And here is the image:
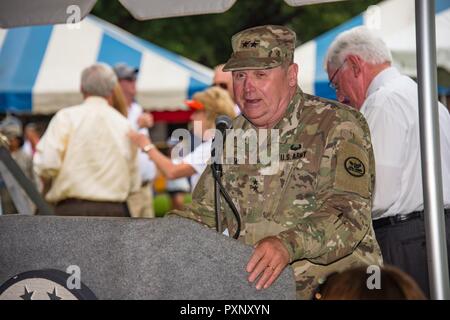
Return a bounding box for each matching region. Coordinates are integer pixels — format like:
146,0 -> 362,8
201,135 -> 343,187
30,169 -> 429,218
34,96 -> 141,203
233,103 -> 241,117
360,67 -> 450,219
128,102 -> 156,183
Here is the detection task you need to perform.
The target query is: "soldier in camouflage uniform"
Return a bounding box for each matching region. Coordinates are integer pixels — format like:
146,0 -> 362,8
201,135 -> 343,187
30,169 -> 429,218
170,25 -> 382,299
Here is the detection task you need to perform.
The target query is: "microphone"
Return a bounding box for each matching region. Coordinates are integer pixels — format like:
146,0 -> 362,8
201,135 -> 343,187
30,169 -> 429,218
211,115 -> 232,164
215,115 -> 233,137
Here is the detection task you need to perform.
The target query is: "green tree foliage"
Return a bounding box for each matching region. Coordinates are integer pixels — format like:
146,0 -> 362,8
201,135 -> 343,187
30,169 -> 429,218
92,0 -> 381,68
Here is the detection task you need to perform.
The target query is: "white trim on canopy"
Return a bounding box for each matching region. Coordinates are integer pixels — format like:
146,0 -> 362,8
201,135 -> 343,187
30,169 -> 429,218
0,0 -> 345,28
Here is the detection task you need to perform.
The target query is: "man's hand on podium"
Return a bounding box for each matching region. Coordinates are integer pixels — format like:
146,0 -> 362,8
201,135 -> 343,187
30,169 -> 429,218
246,236 -> 290,290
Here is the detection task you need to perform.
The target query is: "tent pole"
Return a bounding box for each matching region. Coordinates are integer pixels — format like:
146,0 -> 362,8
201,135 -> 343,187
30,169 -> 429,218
415,0 -> 450,300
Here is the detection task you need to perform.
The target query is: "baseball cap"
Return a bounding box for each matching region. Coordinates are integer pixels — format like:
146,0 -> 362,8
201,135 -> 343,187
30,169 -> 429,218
223,25 -> 296,72
113,63 -> 139,81
184,99 -> 205,111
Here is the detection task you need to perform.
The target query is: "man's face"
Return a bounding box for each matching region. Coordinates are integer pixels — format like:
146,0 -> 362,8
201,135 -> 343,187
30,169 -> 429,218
232,64 -> 298,128
7,136 -> 21,151
119,79 -> 137,105
213,69 -> 234,100
326,58 -> 367,110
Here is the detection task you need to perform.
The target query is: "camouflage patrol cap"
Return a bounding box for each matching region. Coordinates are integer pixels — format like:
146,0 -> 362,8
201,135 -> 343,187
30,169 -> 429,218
222,25 -> 296,71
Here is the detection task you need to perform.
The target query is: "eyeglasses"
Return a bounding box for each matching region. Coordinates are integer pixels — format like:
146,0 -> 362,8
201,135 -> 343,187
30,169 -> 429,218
212,82 -> 228,90
328,59 -> 347,91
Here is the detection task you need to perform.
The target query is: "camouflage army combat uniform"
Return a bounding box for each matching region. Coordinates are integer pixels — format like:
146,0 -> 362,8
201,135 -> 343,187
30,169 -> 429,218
171,86 -> 383,299
170,24 -> 382,299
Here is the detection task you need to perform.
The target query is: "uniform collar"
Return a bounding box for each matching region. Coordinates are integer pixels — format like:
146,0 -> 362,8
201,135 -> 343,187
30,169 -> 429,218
366,66 -> 401,98
274,86 -> 303,131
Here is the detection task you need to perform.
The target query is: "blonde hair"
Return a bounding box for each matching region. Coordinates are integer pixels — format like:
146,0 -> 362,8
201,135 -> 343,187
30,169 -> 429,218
112,83 -> 128,117
192,86 -> 236,127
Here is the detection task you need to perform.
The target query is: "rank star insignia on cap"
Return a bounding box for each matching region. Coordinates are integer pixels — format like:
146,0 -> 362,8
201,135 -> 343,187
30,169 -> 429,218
222,25 -> 296,71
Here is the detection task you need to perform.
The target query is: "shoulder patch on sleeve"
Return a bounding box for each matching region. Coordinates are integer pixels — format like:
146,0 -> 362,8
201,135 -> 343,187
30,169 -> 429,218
334,141 -> 370,198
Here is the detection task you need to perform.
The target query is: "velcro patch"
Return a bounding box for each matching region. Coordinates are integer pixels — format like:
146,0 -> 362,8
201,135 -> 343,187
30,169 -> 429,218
345,157 -> 365,177
334,141 -> 370,198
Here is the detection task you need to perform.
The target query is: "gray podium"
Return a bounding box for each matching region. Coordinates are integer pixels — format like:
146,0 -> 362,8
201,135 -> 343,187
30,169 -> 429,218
0,215 -> 296,299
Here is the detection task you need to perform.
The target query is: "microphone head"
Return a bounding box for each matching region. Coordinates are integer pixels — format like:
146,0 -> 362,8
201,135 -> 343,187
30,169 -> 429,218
215,115 -> 233,132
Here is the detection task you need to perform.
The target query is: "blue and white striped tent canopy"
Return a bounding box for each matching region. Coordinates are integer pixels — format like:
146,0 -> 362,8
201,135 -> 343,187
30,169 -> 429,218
0,0 -> 345,28
295,0 -> 450,100
0,15 -> 213,114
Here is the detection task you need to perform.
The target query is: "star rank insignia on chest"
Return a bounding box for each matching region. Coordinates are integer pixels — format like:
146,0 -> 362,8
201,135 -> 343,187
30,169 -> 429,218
250,180 -> 259,192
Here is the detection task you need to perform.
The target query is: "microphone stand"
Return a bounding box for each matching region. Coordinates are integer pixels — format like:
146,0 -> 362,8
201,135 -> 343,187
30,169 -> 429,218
212,161 -> 222,233
210,116 -> 241,239
210,148 -> 242,239
211,137 -> 223,233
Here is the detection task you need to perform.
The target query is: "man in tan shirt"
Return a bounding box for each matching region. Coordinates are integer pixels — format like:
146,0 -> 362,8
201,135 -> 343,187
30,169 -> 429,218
34,63 -> 140,217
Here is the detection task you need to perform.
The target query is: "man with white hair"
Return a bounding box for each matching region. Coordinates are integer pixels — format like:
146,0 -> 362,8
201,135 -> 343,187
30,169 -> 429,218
325,26 -> 450,296
34,63 -> 140,217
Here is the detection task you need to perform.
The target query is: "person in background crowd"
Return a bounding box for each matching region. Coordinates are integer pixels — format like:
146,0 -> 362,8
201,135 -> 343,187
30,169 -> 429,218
34,63 -> 140,217
111,83 -> 129,117
213,64 -> 241,116
313,265 -> 426,300
22,122 -> 45,158
0,115 -> 37,214
164,136 -> 191,211
114,63 -> 157,218
21,122 -> 46,193
325,26 -> 450,297
129,86 -> 236,191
